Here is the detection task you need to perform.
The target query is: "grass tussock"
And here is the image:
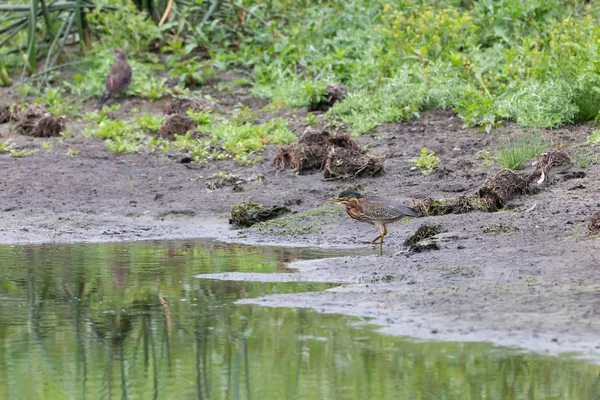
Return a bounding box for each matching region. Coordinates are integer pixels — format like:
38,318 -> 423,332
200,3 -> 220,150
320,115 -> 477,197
495,133 -> 545,170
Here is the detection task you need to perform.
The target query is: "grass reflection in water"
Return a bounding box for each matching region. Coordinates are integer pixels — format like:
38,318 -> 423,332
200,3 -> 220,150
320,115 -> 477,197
0,240 -> 598,400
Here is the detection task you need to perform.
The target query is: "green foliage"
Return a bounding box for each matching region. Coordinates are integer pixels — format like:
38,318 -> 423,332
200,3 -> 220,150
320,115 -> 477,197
211,118 -> 296,164
0,0 -> 96,73
305,112 -> 318,126
135,113 -> 163,134
202,0 -> 600,133
212,171 -> 240,179
586,129 -> 600,145
162,40 -> 207,88
10,148 -> 38,157
84,106 -> 295,162
413,147 -> 440,176
40,88 -> 83,115
329,81 -> 421,134
494,132 -> 545,170
496,81 -> 578,128
169,58 -> 206,88
217,77 -> 253,92
86,2 -> 161,56
252,79 -> 328,108
64,49 -> 169,100
0,138 -> 15,153
83,113 -> 147,154
187,109 -> 213,127
476,146 -> 496,168
132,75 -> 170,100
571,147 -> 599,169
9,0 -> 600,135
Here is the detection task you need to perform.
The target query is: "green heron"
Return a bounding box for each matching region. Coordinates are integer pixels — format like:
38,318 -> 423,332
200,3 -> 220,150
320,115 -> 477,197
325,190 -> 419,254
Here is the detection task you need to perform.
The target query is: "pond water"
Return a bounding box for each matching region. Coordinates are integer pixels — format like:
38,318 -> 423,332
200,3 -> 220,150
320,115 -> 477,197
0,240 -> 598,400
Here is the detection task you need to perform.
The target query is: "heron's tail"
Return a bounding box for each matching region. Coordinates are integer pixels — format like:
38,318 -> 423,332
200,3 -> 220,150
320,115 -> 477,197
97,93 -> 109,109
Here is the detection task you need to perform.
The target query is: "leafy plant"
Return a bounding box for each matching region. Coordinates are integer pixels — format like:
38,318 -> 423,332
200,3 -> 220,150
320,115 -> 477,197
135,114 -> 163,134
212,172 -> 240,179
10,148 -> 39,157
187,110 -> 213,127
105,136 -> 144,153
211,118 -> 296,164
41,88 -> 83,115
230,105 -> 257,125
413,147 -> 440,176
305,113 -> 318,126
83,111 -> 147,153
586,130 -> 600,145
476,146 -> 495,168
0,138 -> 15,153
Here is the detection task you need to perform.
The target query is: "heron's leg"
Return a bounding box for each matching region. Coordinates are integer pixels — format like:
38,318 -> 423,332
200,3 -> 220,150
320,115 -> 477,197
365,224 -> 384,244
368,233 -> 382,244
379,225 -> 387,255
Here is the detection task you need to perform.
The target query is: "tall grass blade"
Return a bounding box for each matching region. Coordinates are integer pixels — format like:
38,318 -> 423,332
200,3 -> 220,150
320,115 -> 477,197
0,18 -> 28,35
74,0 -> 85,51
39,0 -> 55,41
26,0 -> 39,73
0,20 -> 28,48
0,68 -> 11,86
43,11 -> 74,81
0,57 -> 11,86
201,0 -> 223,26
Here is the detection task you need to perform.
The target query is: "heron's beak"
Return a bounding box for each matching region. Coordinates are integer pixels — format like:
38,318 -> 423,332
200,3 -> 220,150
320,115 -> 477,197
324,199 -> 342,205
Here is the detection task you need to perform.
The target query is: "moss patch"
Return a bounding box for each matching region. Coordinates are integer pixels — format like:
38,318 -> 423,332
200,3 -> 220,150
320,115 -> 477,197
253,206 -> 343,236
230,200 -> 290,227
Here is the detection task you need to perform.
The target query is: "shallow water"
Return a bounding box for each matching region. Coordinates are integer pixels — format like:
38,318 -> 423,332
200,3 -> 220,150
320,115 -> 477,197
0,240 -> 598,400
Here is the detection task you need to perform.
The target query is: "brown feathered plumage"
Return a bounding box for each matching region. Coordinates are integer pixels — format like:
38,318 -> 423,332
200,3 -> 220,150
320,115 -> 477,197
97,49 -> 132,108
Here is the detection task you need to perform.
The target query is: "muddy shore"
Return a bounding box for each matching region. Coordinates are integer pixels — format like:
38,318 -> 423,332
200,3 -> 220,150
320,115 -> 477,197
1,91 -> 599,361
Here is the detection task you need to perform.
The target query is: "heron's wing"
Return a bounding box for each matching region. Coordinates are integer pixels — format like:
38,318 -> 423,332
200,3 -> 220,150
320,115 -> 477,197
366,196 -> 420,218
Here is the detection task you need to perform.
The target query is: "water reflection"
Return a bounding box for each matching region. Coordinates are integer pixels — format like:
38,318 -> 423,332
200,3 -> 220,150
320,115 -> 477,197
0,240 -> 598,400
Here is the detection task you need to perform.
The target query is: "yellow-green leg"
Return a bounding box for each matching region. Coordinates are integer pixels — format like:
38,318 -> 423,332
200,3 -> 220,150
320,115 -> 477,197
369,224 -> 387,255
379,225 -> 387,255
368,234 -> 382,244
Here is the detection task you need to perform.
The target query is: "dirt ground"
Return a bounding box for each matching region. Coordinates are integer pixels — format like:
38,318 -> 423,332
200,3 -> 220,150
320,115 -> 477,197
1,82 -> 599,362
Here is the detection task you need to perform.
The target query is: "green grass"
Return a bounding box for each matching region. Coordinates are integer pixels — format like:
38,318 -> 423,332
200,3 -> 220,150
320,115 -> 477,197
211,172 -> 240,179
216,0 -> 600,133
495,132 -> 545,170
135,114 -> 163,134
10,148 -> 38,157
6,0 -> 600,135
83,109 -> 296,163
40,88 -> 83,116
0,139 -> 15,153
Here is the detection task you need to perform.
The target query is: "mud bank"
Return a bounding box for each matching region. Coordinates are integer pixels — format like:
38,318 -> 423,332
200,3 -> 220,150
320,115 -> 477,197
2,96 -> 599,361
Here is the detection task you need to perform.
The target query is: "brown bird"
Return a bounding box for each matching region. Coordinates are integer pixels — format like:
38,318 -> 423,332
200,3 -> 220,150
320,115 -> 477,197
325,190 -> 420,254
97,48 -> 132,108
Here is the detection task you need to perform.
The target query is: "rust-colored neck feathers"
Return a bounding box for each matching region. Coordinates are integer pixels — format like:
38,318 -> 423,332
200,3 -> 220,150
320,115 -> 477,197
343,198 -> 364,220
